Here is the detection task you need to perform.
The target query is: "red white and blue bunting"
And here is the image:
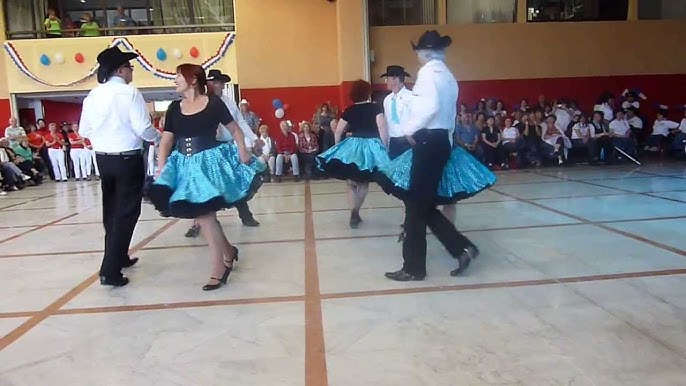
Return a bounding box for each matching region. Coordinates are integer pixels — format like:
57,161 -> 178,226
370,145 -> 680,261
2,32 -> 235,87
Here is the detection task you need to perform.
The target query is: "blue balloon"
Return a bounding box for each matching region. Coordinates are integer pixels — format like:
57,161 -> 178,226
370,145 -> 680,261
40,54 -> 50,66
272,98 -> 283,109
156,48 -> 167,61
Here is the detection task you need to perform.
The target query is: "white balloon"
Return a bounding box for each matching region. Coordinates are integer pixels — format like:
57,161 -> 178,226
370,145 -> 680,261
172,49 -> 182,59
274,108 -> 285,119
54,53 -> 65,64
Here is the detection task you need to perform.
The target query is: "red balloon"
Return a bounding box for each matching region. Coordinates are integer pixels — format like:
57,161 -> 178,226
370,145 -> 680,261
283,104 -> 290,111
74,53 -> 84,63
189,47 -> 200,58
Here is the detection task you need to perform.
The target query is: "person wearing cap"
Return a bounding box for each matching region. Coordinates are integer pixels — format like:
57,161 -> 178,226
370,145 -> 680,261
79,46 -> 160,287
381,65 -> 413,159
377,30 -> 494,281
238,99 -> 260,133
184,69 -> 261,238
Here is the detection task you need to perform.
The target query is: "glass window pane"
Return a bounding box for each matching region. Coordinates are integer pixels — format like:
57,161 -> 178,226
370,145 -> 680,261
526,0 -> 628,22
447,0 -> 516,24
369,0 -> 436,26
639,0 -> 686,20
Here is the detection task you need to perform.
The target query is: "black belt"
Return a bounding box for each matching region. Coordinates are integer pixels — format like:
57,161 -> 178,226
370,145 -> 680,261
176,136 -> 220,156
95,149 -> 142,156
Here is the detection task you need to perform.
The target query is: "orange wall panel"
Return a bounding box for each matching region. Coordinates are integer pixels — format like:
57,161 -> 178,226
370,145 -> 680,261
370,20 -> 686,81
234,0 -> 340,89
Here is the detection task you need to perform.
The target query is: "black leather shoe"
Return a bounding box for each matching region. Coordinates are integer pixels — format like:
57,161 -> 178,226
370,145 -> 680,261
100,276 -> 129,287
242,217 -> 260,227
122,257 -> 139,268
450,245 -> 479,276
384,269 -> 425,282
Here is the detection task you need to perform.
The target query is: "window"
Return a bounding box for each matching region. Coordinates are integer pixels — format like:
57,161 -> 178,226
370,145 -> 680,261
526,0 -> 628,22
638,0 -> 686,20
4,0 -> 235,39
369,0 -> 437,26
447,0 -> 516,24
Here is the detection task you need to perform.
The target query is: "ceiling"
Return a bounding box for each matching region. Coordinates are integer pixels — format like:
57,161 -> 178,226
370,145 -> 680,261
16,87 -> 179,104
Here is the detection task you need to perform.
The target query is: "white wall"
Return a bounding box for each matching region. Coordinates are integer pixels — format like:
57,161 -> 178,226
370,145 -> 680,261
15,98 -> 43,120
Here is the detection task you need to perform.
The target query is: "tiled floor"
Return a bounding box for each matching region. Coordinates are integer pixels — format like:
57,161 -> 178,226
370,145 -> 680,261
2,164 -> 686,385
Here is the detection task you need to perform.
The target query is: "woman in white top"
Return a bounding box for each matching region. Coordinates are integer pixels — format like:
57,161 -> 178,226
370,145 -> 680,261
541,115 -> 570,165
671,107 -> 686,153
500,118 -> 519,169
569,114 -> 594,162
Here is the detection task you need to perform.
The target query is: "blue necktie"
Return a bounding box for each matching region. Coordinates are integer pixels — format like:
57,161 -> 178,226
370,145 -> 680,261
391,96 -> 400,124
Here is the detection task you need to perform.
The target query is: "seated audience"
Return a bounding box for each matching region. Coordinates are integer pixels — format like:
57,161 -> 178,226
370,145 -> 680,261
569,114 -> 594,163
500,118 -> 521,169
0,137 -> 41,184
541,115 -> 569,165
274,120 -> 300,182
646,106 -> 679,152
480,116 -> 502,169
590,111 -> 614,163
517,113 -> 542,167
455,113 -> 481,160
609,110 -> 635,157
298,122 -> 319,180
13,136 -> 45,176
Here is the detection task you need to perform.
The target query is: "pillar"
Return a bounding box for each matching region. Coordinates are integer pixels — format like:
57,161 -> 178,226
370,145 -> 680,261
0,1 -> 12,120
627,0 -> 639,20
517,0 -> 528,23
336,0 -> 369,107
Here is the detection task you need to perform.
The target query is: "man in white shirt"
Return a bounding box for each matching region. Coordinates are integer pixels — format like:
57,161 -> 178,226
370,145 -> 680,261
646,106 -> 680,152
610,110 -> 635,156
385,30 -> 476,282
381,65 -> 413,159
79,46 -> 159,287
4,117 -> 26,147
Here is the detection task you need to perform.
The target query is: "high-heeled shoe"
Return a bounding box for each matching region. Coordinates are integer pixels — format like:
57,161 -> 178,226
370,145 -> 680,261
223,245 -> 239,275
202,265 -> 231,291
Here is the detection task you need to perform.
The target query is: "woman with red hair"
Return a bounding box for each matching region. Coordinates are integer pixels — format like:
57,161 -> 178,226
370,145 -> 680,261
317,79 -> 390,229
147,64 -> 266,291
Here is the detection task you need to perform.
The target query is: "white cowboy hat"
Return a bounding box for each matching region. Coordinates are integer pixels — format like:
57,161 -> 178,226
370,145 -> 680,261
239,99 -> 249,105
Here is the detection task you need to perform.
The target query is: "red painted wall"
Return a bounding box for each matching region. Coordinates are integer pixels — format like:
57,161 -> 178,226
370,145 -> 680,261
0,99 -> 11,125
240,85 -> 342,135
42,100 -> 83,125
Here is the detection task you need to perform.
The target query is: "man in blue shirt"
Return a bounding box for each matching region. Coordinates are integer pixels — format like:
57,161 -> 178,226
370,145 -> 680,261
454,112 -> 482,161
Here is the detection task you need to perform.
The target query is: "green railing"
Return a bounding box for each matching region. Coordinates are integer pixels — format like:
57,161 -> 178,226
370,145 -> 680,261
6,23 -> 235,40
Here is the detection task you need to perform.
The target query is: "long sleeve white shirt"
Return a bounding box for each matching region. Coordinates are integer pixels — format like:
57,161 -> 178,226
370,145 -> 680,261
217,94 -> 258,147
402,60 -> 458,137
382,86 -> 413,138
79,77 -> 158,152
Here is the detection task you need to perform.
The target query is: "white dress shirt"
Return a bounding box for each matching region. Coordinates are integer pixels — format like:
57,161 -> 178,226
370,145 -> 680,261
679,118 -> 686,133
621,100 -> 640,110
79,77 -> 158,152
609,118 -> 631,137
553,108 -> 572,132
260,135 -> 273,156
501,127 -> 518,143
652,119 -> 680,137
402,59 -> 458,137
217,94 -> 258,147
570,123 -> 592,140
593,103 -> 614,122
627,116 -> 643,130
383,86 -> 412,138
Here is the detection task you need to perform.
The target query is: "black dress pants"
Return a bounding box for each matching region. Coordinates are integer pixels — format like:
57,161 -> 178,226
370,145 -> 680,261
97,153 -> 145,279
402,129 -> 473,276
389,136 -> 412,160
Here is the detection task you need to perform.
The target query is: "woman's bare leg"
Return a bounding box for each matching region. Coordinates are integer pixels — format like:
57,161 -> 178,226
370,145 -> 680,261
196,212 -> 227,285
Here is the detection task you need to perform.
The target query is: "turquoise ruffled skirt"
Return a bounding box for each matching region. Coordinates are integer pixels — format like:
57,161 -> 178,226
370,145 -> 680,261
148,143 -> 266,219
316,137 -> 390,182
376,146 -> 496,205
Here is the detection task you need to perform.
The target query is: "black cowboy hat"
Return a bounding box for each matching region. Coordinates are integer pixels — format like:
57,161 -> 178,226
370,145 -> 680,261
380,65 -> 410,78
411,30 -> 452,51
207,69 -> 231,83
96,46 -> 138,84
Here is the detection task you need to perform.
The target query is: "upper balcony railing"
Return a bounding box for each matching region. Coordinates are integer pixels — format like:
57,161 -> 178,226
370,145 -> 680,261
6,23 -> 235,40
